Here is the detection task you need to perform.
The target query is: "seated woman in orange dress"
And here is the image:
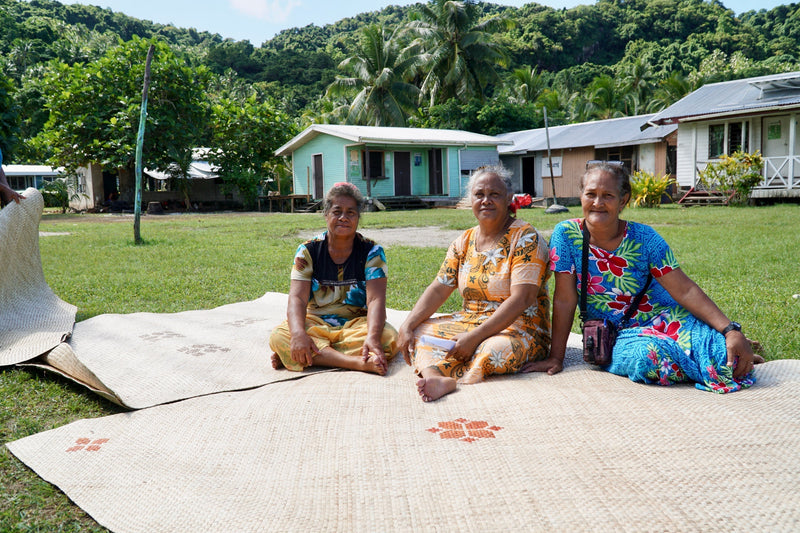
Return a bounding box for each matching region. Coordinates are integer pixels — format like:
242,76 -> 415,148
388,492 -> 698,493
397,165 -> 551,401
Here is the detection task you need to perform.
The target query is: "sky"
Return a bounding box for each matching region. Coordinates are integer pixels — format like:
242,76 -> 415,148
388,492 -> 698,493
60,0 -> 792,46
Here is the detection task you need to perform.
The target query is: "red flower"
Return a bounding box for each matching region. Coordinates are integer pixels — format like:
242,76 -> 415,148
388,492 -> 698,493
591,247 -> 628,277
607,289 -> 653,317
578,273 -> 606,295
642,317 -> 681,341
651,265 -> 674,277
548,247 -> 560,270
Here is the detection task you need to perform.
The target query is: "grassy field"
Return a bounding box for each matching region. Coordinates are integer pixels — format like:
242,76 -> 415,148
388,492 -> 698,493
2,203 -> 798,530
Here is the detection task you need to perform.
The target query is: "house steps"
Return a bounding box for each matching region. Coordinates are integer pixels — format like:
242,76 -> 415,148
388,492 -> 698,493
677,187 -> 734,206
374,196 -> 432,210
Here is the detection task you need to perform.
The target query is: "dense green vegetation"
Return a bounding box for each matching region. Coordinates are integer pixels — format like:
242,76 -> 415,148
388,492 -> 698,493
0,0 -> 799,196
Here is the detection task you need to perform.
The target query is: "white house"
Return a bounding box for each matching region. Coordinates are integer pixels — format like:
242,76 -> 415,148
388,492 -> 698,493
645,70 -> 800,199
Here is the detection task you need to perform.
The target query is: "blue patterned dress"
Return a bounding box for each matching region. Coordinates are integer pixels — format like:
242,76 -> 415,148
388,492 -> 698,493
549,219 -> 754,393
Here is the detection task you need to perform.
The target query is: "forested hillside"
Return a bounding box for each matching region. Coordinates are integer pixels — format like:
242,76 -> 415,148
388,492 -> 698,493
1,0 -> 798,197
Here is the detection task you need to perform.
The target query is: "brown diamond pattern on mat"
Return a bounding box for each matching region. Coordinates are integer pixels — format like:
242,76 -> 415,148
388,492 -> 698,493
66,438 -> 109,452
223,318 -> 267,327
176,344 -> 231,356
139,331 -> 186,342
427,418 -> 503,443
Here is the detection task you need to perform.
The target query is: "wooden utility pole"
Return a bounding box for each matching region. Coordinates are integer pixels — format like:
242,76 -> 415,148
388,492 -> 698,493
133,44 -> 155,244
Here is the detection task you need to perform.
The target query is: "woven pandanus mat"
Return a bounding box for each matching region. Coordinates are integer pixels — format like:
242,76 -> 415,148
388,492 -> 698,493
8,341 -> 800,532
24,292 -> 341,409
0,188 -> 76,366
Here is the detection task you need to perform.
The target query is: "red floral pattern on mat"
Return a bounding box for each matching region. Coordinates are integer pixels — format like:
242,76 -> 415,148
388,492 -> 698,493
66,438 -> 109,452
427,418 -> 503,443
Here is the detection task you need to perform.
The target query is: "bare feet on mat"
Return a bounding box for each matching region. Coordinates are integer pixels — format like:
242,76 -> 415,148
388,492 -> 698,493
270,353 -> 284,370
416,376 -> 456,402
362,352 -> 388,376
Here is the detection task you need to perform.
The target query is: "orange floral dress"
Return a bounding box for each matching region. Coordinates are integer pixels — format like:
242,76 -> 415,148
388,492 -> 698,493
411,219 -> 551,383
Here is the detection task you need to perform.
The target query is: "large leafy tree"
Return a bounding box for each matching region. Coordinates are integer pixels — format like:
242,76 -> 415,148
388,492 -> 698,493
208,95 -> 296,209
37,37 -> 210,200
326,24 -> 420,126
407,0 -> 513,106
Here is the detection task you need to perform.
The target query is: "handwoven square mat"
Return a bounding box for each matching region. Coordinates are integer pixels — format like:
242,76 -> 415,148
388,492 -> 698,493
8,348 -> 800,532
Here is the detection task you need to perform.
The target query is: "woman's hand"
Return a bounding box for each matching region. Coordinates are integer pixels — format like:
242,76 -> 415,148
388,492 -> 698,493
361,339 -> 388,374
290,332 -> 318,367
398,325 -> 416,365
448,331 -> 480,362
725,330 -> 756,380
520,356 -> 563,375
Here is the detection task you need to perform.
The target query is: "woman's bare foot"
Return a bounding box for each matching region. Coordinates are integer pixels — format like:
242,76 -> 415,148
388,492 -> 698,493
361,352 -> 388,375
416,375 -> 456,402
748,338 -> 765,360
270,353 -> 284,370
312,347 -> 388,375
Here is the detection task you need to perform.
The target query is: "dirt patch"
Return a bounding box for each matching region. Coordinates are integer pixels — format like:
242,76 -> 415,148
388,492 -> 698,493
298,226 -> 464,248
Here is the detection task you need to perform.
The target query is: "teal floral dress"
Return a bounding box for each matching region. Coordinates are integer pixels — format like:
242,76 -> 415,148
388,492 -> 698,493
549,219 -> 754,393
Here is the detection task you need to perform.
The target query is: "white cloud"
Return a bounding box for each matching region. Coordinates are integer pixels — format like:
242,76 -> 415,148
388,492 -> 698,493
229,0 -> 301,22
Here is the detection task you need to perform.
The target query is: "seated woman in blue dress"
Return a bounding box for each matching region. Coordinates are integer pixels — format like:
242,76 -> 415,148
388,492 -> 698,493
524,161 -> 763,392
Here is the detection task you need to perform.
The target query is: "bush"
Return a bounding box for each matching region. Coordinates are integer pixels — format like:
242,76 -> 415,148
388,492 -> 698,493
698,151 -> 764,206
630,170 -> 675,208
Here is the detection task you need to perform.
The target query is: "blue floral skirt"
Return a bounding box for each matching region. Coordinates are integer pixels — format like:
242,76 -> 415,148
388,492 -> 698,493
606,315 -> 755,393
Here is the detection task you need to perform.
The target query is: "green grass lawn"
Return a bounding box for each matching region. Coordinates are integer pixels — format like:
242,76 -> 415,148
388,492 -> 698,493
2,204 -> 799,530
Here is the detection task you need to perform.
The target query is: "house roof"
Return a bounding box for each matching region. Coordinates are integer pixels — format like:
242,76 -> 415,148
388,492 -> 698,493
2,165 -> 63,176
647,70 -> 800,127
496,114 -> 676,155
275,124 -> 512,156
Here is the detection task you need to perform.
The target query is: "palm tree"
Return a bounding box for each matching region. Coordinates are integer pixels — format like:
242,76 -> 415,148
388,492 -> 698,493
406,0 -> 514,106
510,65 -> 545,105
584,75 -> 627,120
326,24 -> 420,127
647,71 -> 694,113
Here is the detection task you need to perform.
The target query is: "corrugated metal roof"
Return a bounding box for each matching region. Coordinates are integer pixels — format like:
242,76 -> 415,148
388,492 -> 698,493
275,124 -> 511,156
648,70 -> 800,126
496,114 -> 675,154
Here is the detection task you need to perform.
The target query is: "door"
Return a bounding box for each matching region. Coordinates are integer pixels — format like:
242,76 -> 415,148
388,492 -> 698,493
428,149 -> 443,195
522,156 -> 536,196
312,154 -> 324,198
394,152 -> 411,196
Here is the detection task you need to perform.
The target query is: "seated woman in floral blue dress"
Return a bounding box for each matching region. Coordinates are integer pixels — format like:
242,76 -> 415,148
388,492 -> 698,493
524,162 -> 762,392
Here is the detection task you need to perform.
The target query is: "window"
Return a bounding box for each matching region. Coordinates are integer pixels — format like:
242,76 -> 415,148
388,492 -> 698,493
594,146 -> 636,173
709,121 -> 749,159
708,124 -> 725,159
361,150 -> 384,179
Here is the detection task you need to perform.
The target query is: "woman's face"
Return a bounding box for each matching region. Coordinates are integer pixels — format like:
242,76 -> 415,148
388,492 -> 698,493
325,194 -> 360,239
581,169 -> 629,227
471,173 -> 511,226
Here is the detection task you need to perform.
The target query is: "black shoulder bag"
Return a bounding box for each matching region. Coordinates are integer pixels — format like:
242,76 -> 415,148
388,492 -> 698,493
580,223 -> 652,366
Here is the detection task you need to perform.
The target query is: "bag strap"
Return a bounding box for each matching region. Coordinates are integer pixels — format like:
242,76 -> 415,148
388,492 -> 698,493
620,271 -> 652,328
579,222 -> 590,326
580,220 -> 652,329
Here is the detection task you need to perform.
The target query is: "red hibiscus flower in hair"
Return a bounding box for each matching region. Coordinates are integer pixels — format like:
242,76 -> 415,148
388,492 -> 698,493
591,247 -> 628,277
651,265 -> 674,277
642,317 -> 681,341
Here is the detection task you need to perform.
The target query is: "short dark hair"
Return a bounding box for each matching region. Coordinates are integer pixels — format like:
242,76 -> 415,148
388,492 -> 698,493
581,161 -> 631,199
322,182 -> 365,215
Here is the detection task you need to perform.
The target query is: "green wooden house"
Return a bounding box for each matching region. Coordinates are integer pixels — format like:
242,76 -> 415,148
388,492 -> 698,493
275,125 -> 511,204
